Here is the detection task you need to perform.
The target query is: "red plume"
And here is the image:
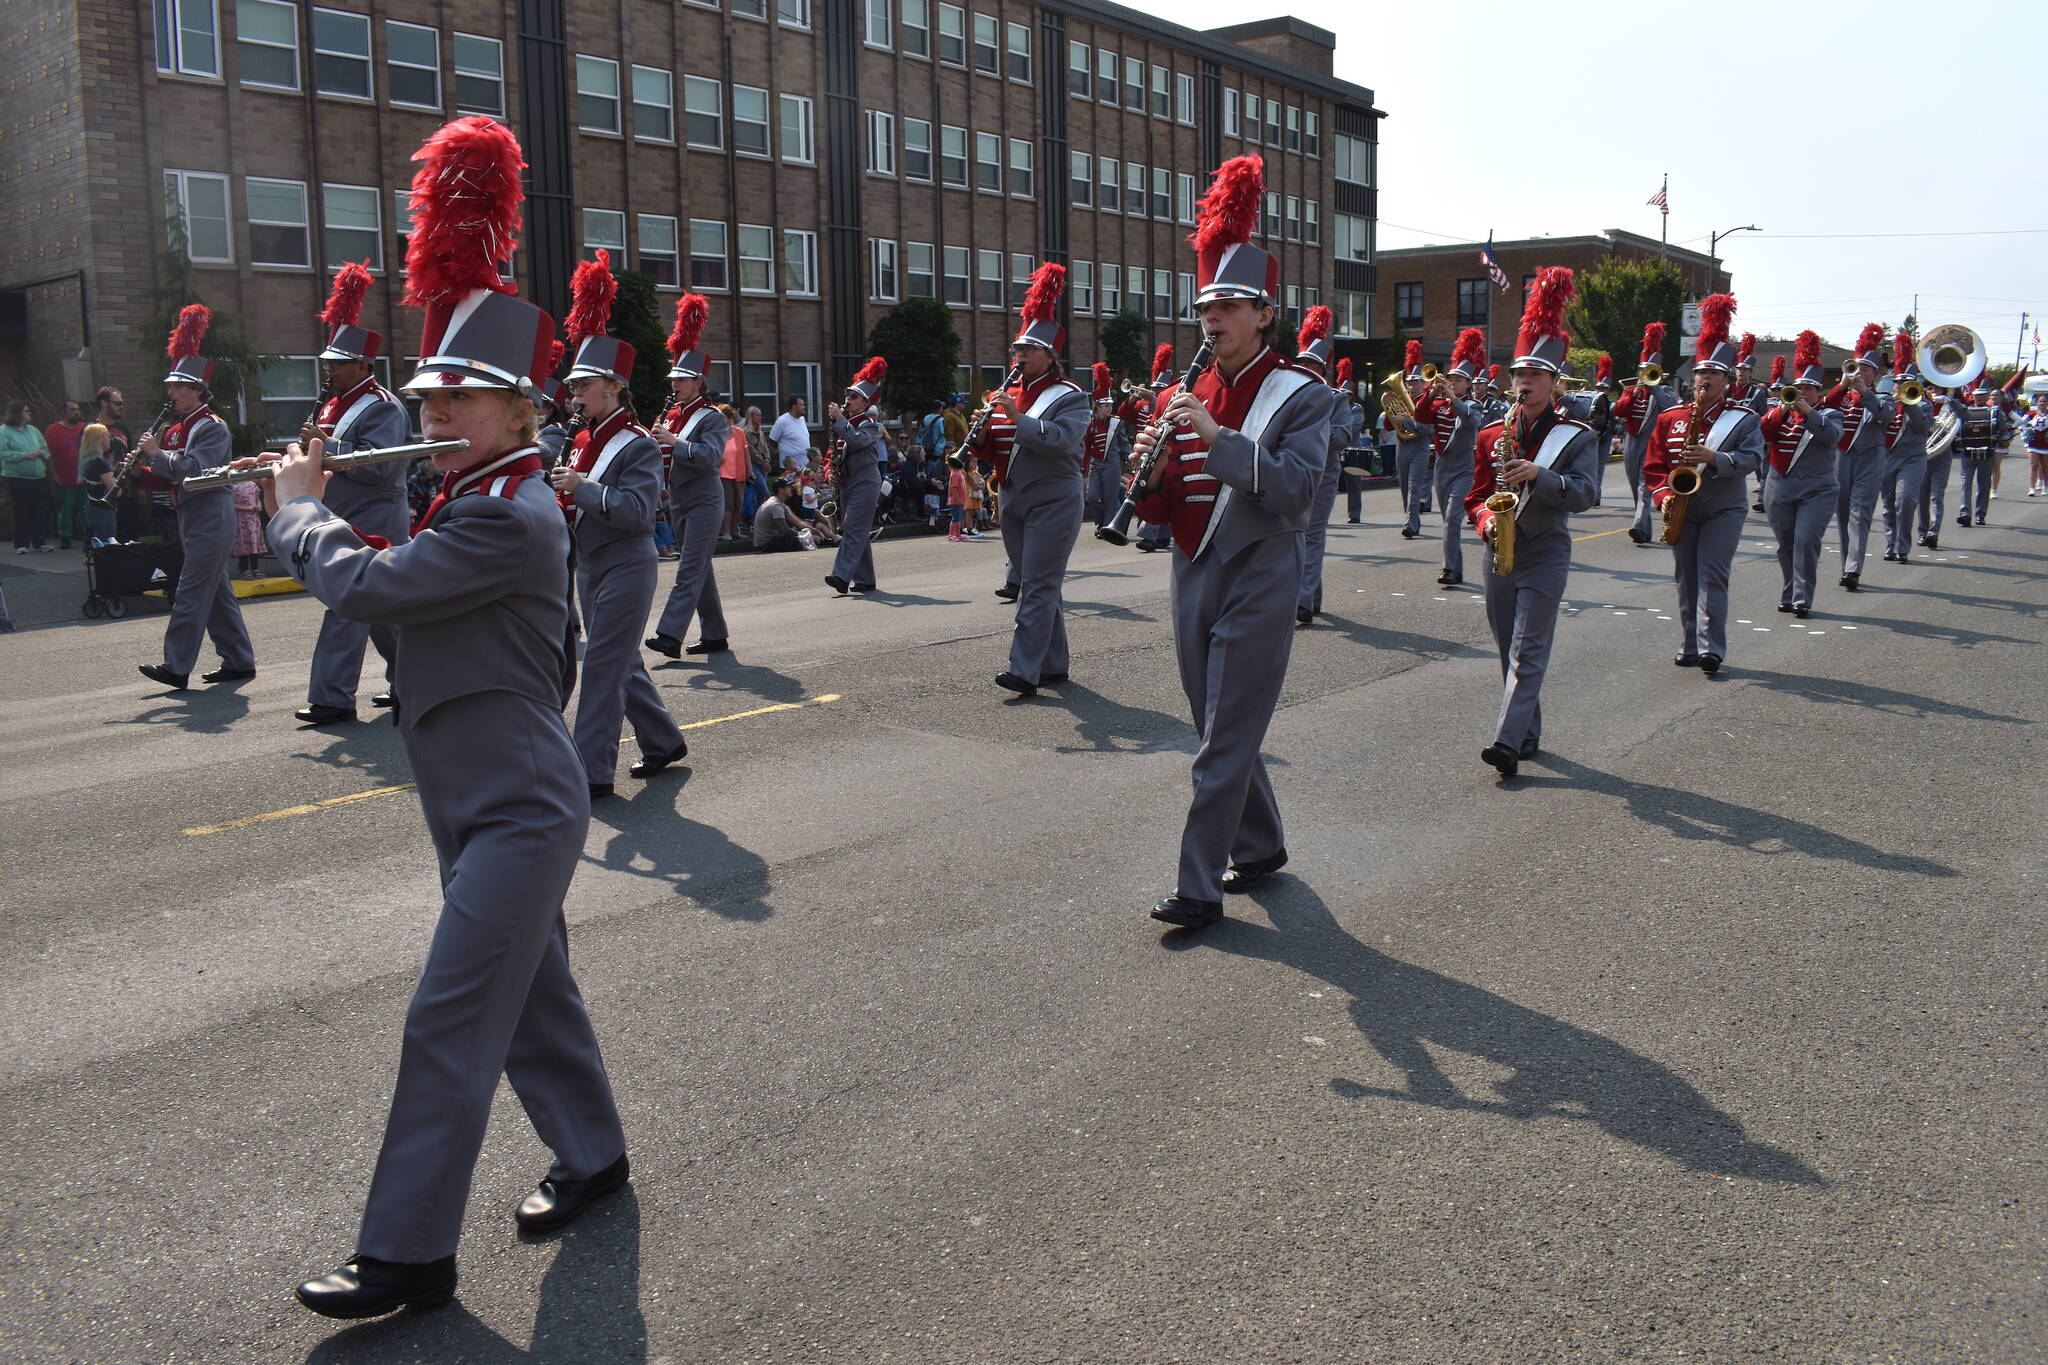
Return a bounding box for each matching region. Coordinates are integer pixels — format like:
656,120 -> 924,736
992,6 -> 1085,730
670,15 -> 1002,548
566,250 -> 618,345
850,356 -> 888,389
1639,320 -> 1667,364
548,340 -> 565,374
1794,330 -> 1821,375
1296,305 -> 1332,354
166,303 -> 210,360
1853,322 -> 1884,361
1451,327 -> 1487,373
668,294 -> 709,359
1091,361 -> 1112,400
1516,267 -> 1576,359
1403,339 -> 1423,371
402,115 -> 526,307
1893,331 -> 1911,377
1596,354 -> 1613,383
1150,343 -> 1174,377
1770,354 -> 1787,384
1189,155 -> 1264,255
320,262 -> 373,331
1335,358 -> 1354,388
1693,293 -> 1735,362
1737,332 -> 1757,366
1488,364 -> 1503,382
1019,263 -> 1066,324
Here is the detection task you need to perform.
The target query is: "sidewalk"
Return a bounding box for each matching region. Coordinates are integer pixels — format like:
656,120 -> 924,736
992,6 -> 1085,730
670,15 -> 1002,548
0,546 -> 299,632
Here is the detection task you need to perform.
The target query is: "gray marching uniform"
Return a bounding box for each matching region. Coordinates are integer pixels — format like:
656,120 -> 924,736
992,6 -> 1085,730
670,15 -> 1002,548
830,412 -> 885,586
1955,402 -> 2000,522
1393,411 -> 1432,534
1475,414 -> 1604,755
1652,403 -> 1765,660
1145,363 -> 1333,903
1428,392 -> 1479,579
998,378 -> 1089,684
269,452 -> 625,1264
1300,391 -> 1363,614
1833,390 -> 1894,577
1733,382 -> 1771,507
150,407 -> 254,677
569,415 -> 687,785
1762,405 -> 1844,610
1879,401 -> 1933,559
1087,415 -> 1132,525
653,400 -> 731,643
1620,384 -> 1676,539
307,384 -> 412,708
1917,399 -> 1956,539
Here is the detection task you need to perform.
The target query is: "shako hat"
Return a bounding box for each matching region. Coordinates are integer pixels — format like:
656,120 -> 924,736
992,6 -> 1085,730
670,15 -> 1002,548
1191,156 -> 1277,306
162,304 -> 212,386
1511,267 -> 1576,374
564,250 -> 635,383
318,261 -> 382,362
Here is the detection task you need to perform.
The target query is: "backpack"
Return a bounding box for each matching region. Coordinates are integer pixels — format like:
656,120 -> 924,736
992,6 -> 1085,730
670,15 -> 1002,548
918,412 -> 947,457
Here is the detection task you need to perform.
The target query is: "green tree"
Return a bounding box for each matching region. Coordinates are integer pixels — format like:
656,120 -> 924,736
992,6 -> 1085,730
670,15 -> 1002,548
610,269 -> 673,423
140,200 -> 280,457
1100,309 -> 1150,383
1566,256 -> 1684,382
867,297 -> 961,419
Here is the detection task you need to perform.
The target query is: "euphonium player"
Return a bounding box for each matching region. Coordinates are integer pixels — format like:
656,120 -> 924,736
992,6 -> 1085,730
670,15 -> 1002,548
1392,340 -> 1432,539
1828,323 -> 1893,591
1879,331 -> 1933,565
1417,327 -> 1486,586
1132,155 -> 1333,929
1463,267 -> 1603,780
1613,321 -> 1676,543
1289,305 -> 1361,622
1760,330 -> 1842,618
1641,294 -> 1765,675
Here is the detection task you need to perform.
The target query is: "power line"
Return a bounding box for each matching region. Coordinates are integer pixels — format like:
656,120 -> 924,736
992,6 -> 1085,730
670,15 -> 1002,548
1748,228 -> 2048,240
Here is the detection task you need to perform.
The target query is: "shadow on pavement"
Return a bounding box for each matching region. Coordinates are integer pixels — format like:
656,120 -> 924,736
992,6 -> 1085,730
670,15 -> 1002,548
1812,613 -> 2034,649
108,689 -> 251,735
1314,611 -> 1490,662
1063,597 -> 1156,625
1167,884 -> 1825,1186
1735,669 -> 2031,725
588,775 -> 773,922
655,655 -> 807,706
1047,682 -> 1195,755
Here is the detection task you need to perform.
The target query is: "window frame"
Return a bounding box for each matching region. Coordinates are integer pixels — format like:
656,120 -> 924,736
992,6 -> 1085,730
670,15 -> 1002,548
1151,165 -> 1170,219
1152,267 -> 1171,322
321,181 -> 384,272
972,13 -> 999,75
1098,155 -> 1119,212
783,229 -> 820,297
1175,172 -> 1195,225
903,117 -> 933,181
865,0 -> 893,50
732,83 -> 771,157
901,0 -> 930,57
1393,281 -> 1423,330
737,224 -> 777,295
974,130 -> 1002,194
1068,39 -> 1088,98
905,240 -> 935,299
1099,262 -> 1120,315
976,248 -> 1004,309
1151,64 -> 1170,119
1122,55 -> 1143,109
1175,72 -> 1195,125
1096,47 -> 1116,103
1126,161 -> 1146,218
638,212 -> 680,288
1456,277 -> 1490,329
244,175 -> 310,268
385,19 -> 440,111
866,109 -> 897,177
235,0 -> 298,91
1071,150 -> 1092,208
575,54 -> 622,136
1072,259 -> 1094,314
780,93 -> 816,164
580,207 -> 626,263
452,32 -> 503,116
311,6 -> 371,101
1008,137 -> 1033,199
630,65 -> 674,143
1224,87 -> 1241,137
941,245 -> 970,306
684,75 -> 725,150
778,0 -> 812,30
155,0 -> 221,79
937,3 -> 965,65
690,218 -> 731,292
940,124 -> 969,186
1005,21 -> 1030,83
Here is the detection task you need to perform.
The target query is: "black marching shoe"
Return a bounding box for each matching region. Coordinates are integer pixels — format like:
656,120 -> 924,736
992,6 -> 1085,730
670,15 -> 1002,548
1975,516 -> 1986,526
824,575 -> 850,595
1135,542 -> 1160,553
1519,734 -> 1541,759
684,637 -> 730,655
1842,572 -> 1860,592
850,581 -> 877,594
1753,501 -> 1766,512
1220,849 -> 1289,894
644,633 -> 682,659
1957,514 -> 1971,527
1777,603 -> 1794,613
1150,895 -> 1224,929
1480,742 -> 1520,779
1699,653 -> 1722,676
994,582 -> 1020,600
138,663 -> 189,690
1346,516 -> 1361,524
1628,528 -> 1653,544
1674,652 -> 1702,668
295,1254 -> 457,1319
1038,671 -> 1068,685
370,692 -> 395,709
628,740 -> 688,779
1924,535 -> 1939,550
202,665 -> 256,683
589,783 -> 614,800
294,704 -> 357,726
994,671 -> 1036,697
516,1153 -> 631,1235
1296,606 -> 1315,627
1882,551 -> 1898,562
1438,570 -> 1463,586
1896,554 -> 1909,565
1399,527 -> 1418,539
1793,604 -> 1810,619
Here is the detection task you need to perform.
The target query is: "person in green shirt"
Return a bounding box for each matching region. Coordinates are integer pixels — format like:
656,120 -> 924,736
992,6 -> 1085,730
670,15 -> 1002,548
1,401 -> 53,552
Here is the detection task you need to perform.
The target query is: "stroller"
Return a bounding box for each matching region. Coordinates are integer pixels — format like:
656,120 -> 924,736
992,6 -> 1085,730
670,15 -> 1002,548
82,542 -> 183,619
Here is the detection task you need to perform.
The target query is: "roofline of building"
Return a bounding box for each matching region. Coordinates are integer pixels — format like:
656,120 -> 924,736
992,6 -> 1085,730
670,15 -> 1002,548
1376,229 -> 1721,270
1042,0 -> 1383,113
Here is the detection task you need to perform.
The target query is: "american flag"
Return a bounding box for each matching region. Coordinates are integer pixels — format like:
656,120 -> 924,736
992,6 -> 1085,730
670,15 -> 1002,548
1480,234 -> 1510,292
1647,181 -> 1669,214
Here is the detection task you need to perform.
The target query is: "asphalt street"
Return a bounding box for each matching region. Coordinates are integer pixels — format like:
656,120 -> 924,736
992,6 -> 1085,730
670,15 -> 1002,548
3,463 -> 2043,1363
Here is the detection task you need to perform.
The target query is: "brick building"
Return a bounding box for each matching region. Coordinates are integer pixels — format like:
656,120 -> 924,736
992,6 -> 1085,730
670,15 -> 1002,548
0,1 -> 1381,437
1372,230 -> 1732,373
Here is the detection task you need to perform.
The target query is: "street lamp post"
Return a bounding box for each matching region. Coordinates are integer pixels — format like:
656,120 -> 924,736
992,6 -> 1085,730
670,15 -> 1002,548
1709,224 -> 1759,287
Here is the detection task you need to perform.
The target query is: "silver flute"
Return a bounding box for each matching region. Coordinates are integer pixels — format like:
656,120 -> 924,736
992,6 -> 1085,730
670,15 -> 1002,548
181,439 -> 470,491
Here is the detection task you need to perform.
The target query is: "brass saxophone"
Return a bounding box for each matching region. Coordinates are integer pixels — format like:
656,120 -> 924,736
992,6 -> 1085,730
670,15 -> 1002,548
1659,387 -> 1711,545
1484,400 -> 1523,575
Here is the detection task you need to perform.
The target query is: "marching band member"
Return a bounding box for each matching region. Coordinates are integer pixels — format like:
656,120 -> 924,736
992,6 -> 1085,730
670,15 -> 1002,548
1953,382 -> 1998,526
825,356 -> 889,592
1585,355 -> 1617,450
295,262 -> 411,725
1558,363 -> 1595,423
1418,327 -> 1486,586
980,264 -> 1088,697
1132,155 -> 1333,928
1082,363 -> 1122,527
1640,294 -> 1764,675
1290,306 -> 1361,622
278,116 -> 627,1321
550,252 -> 688,798
1879,331 -> 1932,565
1480,365 -> 1510,428
1392,340 -> 1431,539
1761,331 -> 1843,618
135,305 -> 257,692
645,295 -> 732,649
1613,321 -> 1676,544
1918,384 -> 1954,547
1132,344 -> 1175,552
1828,323 -> 1893,591
1731,334 -> 1768,415
1464,267 -> 1603,780
1759,354 -> 1789,510
1331,359 -> 1367,527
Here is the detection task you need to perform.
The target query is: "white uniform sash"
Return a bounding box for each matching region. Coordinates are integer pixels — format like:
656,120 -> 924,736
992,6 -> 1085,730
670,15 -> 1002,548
327,388 -> 385,450
1193,366 -> 1316,561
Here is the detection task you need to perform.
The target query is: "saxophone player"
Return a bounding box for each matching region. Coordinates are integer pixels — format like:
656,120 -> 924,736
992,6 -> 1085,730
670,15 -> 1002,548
1463,268 -> 1604,780
1641,295 -> 1765,675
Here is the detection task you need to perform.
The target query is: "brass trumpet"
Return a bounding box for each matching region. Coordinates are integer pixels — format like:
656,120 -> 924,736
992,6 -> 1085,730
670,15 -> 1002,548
1778,383 -> 1803,405
1895,379 -> 1925,406
1633,363 -> 1664,388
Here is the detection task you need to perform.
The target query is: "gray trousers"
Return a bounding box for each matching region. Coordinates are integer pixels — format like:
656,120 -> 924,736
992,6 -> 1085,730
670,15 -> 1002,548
575,550 -> 685,784
162,493 -> 253,676
1086,458 -> 1124,525
1835,452 -> 1884,576
1481,531 -> 1569,752
1880,453 -> 1927,558
830,472 -> 880,585
1171,533 -> 1299,902
1395,442 -> 1431,533
1000,478 -> 1083,683
1766,482 -> 1834,609
1625,436 -> 1656,539
1345,469 -> 1365,521
1670,503 -> 1744,658
1299,446 -> 1343,613
655,482 -> 727,642
357,691 -> 625,1263
308,498 -> 408,708
1917,452 -> 1953,537
1435,464 -> 1474,577
1958,456 -> 1994,522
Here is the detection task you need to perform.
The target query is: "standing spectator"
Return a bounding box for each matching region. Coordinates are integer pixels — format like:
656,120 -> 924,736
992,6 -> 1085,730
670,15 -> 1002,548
45,399 -> 86,549
230,477 -> 267,577
943,393 -> 969,457
94,387 -> 138,540
945,455 -> 969,541
769,395 -> 811,471
721,407 -> 751,540
918,399 -> 950,465
78,423 -> 118,546
1,400 -> 52,552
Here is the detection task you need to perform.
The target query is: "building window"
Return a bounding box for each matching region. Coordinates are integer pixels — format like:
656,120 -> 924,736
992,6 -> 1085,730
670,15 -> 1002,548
1009,253 -> 1034,309
1285,196 -> 1301,242
778,0 -> 811,29
784,230 -> 819,296
245,177 -> 309,266
1072,259 -> 1093,313
1008,138 -> 1033,197
1243,94 -> 1260,143
977,249 -> 1004,308
1151,65 -> 1170,118
706,361 -> 733,399
738,225 -> 776,293
1286,104 -> 1301,151
1285,285 -> 1301,318
155,0 -> 220,78
312,8 -> 370,99
901,0 -> 930,57
975,131 -> 1001,192
1335,290 -> 1371,337
733,85 -> 770,156
1153,269 -> 1171,321
1175,72 -> 1195,125
639,213 -> 679,287
1071,151 -> 1092,208
868,239 -> 899,301
165,171 -> 232,261
236,0 -> 298,90
257,357 -> 320,440
1123,56 -> 1143,108
972,14 -> 998,74
1335,212 -> 1372,263
939,125 -> 968,185
788,364 -> 821,423
1266,99 -> 1283,143
866,111 -> 896,176
1127,162 -> 1146,217
1224,87 -> 1240,137
1304,200 -> 1320,246
581,208 -> 625,262
903,118 -> 932,180
742,363 -> 780,419
684,76 -> 723,148
732,0 -> 766,16
1304,110 -> 1320,157
1176,172 -> 1195,225
1335,132 -> 1371,185
392,189 -> 413,266
1177,272 -> 1194,320
629,66 -> 673,141
937,3 -> 965,64
1263,191 -> 1281,238
1096,47 -> 1116,103
1100,263 -> 1119,314
1098,156 -> 1118,212
690,219 -> 729,290
865,0 -> 892,49
1130,261 -> 1146,313
386,21 -> 439,108
1006,22 -> 1030,81
780,94 -> 815,163
1394,281 -> 1422,329
905,241 -> 935,298
453,33 -> 503,115
1456,279 -> 1489,328
942,245 -> 970,305
1068,40 -> 1088,98
576,56 -> 620,134
323,184 -> 382,270
1152,166 -> 1170,219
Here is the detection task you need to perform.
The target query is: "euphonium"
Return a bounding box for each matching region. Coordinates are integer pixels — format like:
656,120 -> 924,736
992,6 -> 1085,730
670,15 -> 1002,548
1380,369 -> 1418,423
1483,399 -> 1523,575
1659,387 -> 1711,545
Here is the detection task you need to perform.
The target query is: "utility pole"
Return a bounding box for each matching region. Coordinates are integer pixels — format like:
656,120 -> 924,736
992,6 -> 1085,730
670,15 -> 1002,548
2017,312 -> 2030,370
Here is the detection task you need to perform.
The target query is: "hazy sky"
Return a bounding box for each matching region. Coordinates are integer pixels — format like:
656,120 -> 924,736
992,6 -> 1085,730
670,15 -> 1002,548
1152,0 -> 2048,358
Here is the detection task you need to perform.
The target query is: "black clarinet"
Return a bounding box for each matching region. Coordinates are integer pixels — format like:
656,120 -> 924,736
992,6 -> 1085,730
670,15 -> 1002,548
113,400 -> 177,494
960,363 -> 1024,453
1095,335 -> 1216,545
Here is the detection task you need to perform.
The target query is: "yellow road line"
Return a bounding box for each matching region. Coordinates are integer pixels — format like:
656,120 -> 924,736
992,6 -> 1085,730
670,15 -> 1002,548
183,693 -> 845,836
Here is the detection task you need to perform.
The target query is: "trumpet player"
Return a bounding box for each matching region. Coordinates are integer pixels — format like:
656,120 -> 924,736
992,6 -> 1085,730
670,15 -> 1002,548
646,295 -> 732,653
1761,331 -> 1842,618
1829,324 -> 1893,591
1290,306 -> 1360,622
1640,296 -> 1764,675
1613,321 -> 1676,544
1463,267 -> 1603,780
1392,340 -> 1431,539
1879,333 -> 1933,565
1418,327 -> 1486,586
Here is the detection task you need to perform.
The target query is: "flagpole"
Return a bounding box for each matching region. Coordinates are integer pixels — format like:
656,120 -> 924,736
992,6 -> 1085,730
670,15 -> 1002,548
1659,173 -> 1669,256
